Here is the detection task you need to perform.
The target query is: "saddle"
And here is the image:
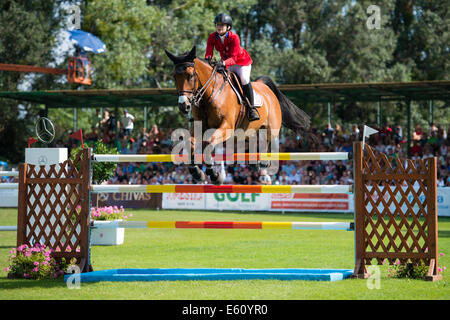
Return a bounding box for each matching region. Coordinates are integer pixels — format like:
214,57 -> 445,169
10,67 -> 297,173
226,71 -> 262,128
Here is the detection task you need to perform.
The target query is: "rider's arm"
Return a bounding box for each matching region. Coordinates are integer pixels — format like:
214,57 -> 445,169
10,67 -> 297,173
205,33 -> 215,60
223,33 -> 241,67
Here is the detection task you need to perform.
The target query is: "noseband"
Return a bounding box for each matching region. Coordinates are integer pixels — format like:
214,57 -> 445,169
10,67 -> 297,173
175,62 -> 218,108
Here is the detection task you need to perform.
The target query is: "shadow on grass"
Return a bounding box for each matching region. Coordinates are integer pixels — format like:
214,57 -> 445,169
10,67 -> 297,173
0,277 -> 67,290
438,230 -> 450,238
0,245 -> 16,249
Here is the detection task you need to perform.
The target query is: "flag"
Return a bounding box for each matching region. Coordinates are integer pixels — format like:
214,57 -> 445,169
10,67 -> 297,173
69,129 -> 84,148
28,137 -> 38,148
362,125 -> 378,149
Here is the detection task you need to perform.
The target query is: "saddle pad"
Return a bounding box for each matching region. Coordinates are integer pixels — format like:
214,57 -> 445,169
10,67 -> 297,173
254,91 -> 262,107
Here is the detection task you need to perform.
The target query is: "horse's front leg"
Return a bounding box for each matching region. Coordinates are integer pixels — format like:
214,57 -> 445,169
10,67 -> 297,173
188,130 -> 205,184
204,121 -> 235,185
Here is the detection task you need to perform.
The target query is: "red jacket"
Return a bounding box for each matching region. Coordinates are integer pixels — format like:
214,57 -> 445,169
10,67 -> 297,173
205,31 -> 253,67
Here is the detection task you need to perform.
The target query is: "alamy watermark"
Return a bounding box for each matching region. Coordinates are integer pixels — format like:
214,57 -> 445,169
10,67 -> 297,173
65,265 -> 81,289
366,265 -> 381,289
366,5 -> 381,30
66,5 -> 81,30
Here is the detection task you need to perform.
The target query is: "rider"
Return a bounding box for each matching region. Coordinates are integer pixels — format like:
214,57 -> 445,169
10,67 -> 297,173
205,12 -> 260,122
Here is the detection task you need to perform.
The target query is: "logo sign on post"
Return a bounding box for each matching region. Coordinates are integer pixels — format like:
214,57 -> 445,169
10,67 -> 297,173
35,117 -> 55,146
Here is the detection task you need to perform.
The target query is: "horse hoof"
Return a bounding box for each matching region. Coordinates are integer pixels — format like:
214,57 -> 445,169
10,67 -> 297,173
259,160 -> 270,168
189,166 -> 205,184
211,173 -> 223,185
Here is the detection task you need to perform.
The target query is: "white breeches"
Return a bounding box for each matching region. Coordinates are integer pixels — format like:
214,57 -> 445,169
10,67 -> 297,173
228,64 -> 252,85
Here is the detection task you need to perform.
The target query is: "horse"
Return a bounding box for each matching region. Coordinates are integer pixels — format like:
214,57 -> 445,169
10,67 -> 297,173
165,46 -> 312,185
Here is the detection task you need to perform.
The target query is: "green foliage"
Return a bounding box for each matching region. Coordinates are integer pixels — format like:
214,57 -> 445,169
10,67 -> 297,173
6,244 -> 76,280
70,140 -> 118,184
388,261 -> 429,280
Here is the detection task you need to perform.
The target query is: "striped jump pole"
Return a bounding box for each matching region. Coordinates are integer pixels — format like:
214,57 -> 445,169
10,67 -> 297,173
0,226 -> 17,231
0,183 -> 18,189
92,152 -> 349,163
91,184 -> 353,194
0,171 -> 19,177
91,220 -> 354,231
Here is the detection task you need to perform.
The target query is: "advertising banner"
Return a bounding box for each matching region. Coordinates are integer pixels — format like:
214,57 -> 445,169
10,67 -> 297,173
205,193 -> 270,211
438,188 -> 450,217
162,193 -> 205,210
92,192 -> 162,209
270,193 -> 354,213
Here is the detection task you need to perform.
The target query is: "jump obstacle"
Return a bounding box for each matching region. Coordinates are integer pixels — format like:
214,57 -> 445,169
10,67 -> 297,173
92,152 -> 349,163
1,221 -> 353,232
13,142 -> 441,282
0,171 -> 18,177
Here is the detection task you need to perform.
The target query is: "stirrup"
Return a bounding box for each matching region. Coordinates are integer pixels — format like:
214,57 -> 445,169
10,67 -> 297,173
247,107 -> 260,121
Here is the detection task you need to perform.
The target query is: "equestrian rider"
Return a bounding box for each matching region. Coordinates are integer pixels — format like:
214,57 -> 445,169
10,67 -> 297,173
205,13 -> 260,122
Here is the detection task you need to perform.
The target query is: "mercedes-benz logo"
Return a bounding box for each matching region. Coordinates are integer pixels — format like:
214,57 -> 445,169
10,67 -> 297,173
38,155 -> 48,165
35,117 -> 55,145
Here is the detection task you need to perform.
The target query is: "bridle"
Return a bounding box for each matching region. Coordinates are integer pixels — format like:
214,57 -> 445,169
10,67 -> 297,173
174,61 -> 222,108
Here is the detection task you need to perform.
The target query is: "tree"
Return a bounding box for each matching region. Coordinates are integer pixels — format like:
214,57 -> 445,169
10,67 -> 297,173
0,1 -> 61,163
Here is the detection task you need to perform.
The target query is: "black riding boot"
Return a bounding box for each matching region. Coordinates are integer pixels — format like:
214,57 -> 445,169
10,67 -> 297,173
243,83 -> 260,121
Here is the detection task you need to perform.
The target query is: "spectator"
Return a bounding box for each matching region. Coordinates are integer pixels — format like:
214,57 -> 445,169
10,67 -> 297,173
91,109 -> 101,129
121,109 -> 135,138
413,124 -> 423,142
86,126 -> 99,142
259,169 -> 272,185
409,140 -> 422,156
100,110 -> 110,135
335,160 -> 346,180
288,169 -> 302,184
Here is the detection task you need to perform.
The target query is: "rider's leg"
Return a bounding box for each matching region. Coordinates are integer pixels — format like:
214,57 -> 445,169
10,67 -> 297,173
234,64 -> 260,122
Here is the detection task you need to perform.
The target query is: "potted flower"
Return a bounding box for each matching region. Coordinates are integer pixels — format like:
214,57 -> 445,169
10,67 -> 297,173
5,243 -> 76,280
90,206 -> 132,246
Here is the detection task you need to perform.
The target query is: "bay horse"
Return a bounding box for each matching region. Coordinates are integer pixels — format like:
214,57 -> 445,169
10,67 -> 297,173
165,46 -> 311,184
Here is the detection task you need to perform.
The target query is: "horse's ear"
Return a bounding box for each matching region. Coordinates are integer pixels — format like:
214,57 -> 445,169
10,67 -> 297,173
165,49 -> 177,64
187,46 -> 196,61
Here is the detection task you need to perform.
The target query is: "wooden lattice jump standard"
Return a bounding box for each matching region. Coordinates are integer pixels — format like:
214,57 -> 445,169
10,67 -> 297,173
353,142 -> 441,281
16,143 -> 441,280
17,148 -> 92,273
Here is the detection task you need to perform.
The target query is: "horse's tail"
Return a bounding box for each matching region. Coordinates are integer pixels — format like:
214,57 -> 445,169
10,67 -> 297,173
256,76 -> 315,141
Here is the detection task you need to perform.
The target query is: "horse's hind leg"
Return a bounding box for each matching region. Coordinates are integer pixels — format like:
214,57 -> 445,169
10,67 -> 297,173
259,127 -> 281,173
204,123 -> 235,185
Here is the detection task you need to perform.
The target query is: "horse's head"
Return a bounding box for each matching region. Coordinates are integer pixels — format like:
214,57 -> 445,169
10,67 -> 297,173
165,46 -> 199,115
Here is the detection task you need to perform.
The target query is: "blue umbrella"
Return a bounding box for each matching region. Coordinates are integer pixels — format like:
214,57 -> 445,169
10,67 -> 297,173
67,29 -> 106,54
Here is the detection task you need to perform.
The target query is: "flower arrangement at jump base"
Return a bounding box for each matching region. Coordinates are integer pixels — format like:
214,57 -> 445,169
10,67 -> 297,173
5,244 -> 77,280
90,206 -> 132,246
90,206 -> 132,220
385,252 -> 446,279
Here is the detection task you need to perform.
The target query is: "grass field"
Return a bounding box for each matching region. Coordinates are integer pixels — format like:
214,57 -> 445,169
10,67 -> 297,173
0,207 -> 449,300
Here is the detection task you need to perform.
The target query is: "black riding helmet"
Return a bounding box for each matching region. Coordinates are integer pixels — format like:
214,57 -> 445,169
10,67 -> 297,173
214,13 -> 232,28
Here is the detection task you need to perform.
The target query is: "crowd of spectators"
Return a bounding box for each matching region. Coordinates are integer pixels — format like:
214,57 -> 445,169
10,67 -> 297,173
1,109 -> 448,188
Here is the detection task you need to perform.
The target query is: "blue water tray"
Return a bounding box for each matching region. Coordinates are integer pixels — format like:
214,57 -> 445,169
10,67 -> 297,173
65,268 -> 354,283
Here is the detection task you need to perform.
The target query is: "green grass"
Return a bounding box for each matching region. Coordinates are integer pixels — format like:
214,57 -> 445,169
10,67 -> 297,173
0,207 -> 449,300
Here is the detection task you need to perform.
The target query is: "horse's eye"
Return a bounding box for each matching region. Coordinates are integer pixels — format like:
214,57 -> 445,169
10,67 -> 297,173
188,74 -> 194,81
